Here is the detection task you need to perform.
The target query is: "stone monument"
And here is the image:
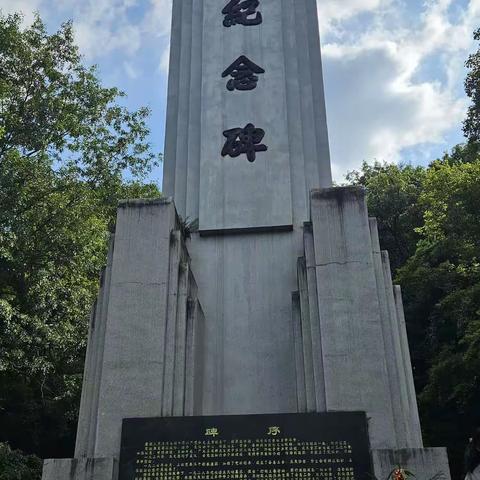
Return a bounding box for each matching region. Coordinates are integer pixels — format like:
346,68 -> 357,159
42,1 -> 451,479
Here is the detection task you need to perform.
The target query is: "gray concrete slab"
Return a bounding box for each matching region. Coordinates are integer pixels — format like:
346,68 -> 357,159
310,187 -> 396,449
304,224 -> 327,412
369,217 -> 408,448
394,285 -> 424,448
42,458 -> 117,480
297,257 -> 317,412
188,230 -> 299,416
292,291 -> 307,412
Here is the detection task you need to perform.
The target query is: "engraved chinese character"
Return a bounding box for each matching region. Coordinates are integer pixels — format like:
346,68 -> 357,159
205,427 -> 219,437
222,55 -> 265,91
222,0 -> 263,27
267,426 -> 281,436
222,123 -> 267,162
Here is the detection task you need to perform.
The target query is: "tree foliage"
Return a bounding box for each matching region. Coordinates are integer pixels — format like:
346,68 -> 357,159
348,154 -> 480,480
347,32 -> 480,478
397,158 -> 480,477
0,12 -> 161,459
0,443 -> 42,480
464,29 -> 480,145
345,162 -> 426,272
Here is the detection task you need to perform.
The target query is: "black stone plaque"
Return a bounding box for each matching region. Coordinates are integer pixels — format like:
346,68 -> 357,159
119,412 -> 373,480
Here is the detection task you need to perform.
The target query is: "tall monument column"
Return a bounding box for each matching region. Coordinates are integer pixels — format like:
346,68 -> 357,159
42,1 -> 452,479
164,0 -> 396,449
164,0 -> 332,228
164,0 -> 333,416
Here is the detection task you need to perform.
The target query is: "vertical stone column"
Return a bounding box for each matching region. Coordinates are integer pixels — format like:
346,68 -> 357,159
93,199 -> 179,458
43,199 -> 205,480
309,186 -> 396,449
294,186 -> 450,479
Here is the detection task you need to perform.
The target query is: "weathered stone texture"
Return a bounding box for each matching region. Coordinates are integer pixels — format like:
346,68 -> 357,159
42,458 -> 117,480
61,199 -> 204,464
293,187 -> 426,451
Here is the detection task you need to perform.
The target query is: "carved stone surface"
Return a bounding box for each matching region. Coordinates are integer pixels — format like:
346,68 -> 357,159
221,123 -> 267,162
164,0 -> 332,232
72,199 -> 205,460
119,413 -> 372,480
222,55 -> 265,91
222,0 -> 263,27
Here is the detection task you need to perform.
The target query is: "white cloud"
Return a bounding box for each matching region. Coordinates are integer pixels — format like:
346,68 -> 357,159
145,0 -> 172,37
320,0 -> 479,180
7,0 -> 172,65
123,60 -> 140,79
159,43 -> 170,74
318,0 -> 389,34
0,0 -> 41,23
4,0 -> 478,180
68,0 -> 143,60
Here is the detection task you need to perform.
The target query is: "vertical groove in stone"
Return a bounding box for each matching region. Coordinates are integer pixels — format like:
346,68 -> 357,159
186,0 -> 203,220
281,0 -> 307,225
193,302 -> 206,415
163,0 -> 184,198
304,0 -> 332,186
293,0 -> 321,204
310,187 -> 396,449
369,218 -> 404,449
75,235 -> 115,458
173,260 -> 190,416
381,251 -> 412,447
292,292 -> 307,412
74,304 -> 96,458
184,297 -> 197,416
297,257 -> 316,412
174,0 -> 193,217
394,285 -> 424,447
162,230 -> 182,416
304,225 -> 327,412
89,237 -> 114,456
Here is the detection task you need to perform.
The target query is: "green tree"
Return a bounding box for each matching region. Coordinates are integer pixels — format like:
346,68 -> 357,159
348,153 -> 480,480
0,12 -> 161,459
346,161 -> 426,272
0,443 -> 42,480
397,157 -> 480,478
464,28 -> 480,145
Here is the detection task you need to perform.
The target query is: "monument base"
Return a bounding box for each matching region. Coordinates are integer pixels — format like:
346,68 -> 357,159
41,189 -> 452,480
42,448 -> 451,480
372,448 -> 451,480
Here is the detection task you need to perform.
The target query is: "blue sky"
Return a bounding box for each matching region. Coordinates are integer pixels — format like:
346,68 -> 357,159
3,0 -> 480,183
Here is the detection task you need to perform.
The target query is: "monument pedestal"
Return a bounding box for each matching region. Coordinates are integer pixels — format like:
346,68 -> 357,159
43,189 -> 450,480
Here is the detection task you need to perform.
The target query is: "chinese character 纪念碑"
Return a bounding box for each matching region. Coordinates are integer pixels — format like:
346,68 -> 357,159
222,0 -> 263,27
222,123 -> 268,162
222,55 -> 265,91
205,427 -> 219,437
267,426 -> 281,436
